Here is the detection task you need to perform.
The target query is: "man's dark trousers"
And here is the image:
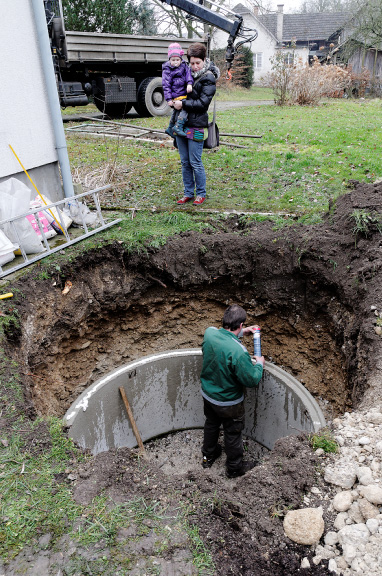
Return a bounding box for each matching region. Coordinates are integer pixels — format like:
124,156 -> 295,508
202,398 -> 245,471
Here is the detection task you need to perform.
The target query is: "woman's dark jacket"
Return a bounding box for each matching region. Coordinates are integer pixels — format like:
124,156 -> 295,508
182,70 -> 216,128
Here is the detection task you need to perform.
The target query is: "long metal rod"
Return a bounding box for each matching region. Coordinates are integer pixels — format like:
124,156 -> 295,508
31,0 -> 75,198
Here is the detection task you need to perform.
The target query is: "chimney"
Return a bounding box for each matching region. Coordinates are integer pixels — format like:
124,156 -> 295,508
277,4 -> 284,43
253,6 -> 259,16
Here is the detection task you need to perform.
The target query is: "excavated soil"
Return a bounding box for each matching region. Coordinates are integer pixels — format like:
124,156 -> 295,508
2,180 -> 382,575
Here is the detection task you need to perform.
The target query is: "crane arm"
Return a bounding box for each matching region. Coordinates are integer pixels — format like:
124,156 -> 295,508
158,0 -> 258,71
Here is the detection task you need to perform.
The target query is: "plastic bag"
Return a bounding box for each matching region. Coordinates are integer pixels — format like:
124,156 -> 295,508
64,199 -> 99,227
0,178 -> 44,254
33,194 -> 72,235
28,201 -> 57,240
0,229 -> 18,266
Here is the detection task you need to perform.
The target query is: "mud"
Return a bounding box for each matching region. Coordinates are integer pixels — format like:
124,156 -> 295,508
2,180 -> 382,574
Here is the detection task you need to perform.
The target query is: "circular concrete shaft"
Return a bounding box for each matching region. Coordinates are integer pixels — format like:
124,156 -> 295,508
64,349 -> 326,455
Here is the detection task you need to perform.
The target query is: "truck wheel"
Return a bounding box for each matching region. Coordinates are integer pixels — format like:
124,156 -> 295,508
135,77 -> 170,117
94,100 -> 132,118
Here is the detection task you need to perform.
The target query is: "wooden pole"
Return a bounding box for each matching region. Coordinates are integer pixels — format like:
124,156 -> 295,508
119,387 -> 147,458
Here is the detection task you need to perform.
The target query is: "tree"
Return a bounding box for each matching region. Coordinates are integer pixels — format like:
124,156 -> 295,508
298,0 -> 360,12
62,0 -> 157,35
346,0 -> 382,51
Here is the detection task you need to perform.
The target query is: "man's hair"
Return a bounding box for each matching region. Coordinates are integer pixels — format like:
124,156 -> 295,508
222,304 -> 247,331
187,43 -> 206,61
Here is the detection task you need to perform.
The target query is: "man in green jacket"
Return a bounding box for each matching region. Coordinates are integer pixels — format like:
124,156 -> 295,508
200,304 -> 264,478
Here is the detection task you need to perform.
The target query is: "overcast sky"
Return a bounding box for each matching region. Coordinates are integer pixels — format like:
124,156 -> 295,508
268,0 -> 303,12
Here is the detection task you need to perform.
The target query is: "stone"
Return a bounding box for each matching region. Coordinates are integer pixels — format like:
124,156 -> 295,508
333,491 -> 353,512
324,464 -> 357,489
328,558 -> 338,573
283,508 -> 324,545
314,544 -> 335,560
324,531 -> 339,546
315,448 -> 325,456
336,556 -> 348,570
334,512 -> 348,530
348,501 -> 364,524
359,436 -> 371,445
359,485 -> 382,505
357,466 -> 374,485
341,543 -> 357,564
366,518 -> 379,534
300,557 -> 310,569
338,524 -> 370,563
358,498 -> 380,520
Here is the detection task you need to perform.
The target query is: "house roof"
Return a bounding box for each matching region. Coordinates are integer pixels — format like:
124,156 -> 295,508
233,4 -> 350,43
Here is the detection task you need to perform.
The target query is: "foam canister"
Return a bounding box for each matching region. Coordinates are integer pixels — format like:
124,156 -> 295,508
253,328 -> 261,357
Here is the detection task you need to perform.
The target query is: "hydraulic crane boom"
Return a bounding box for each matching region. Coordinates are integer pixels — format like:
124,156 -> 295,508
159,0 -> 258,72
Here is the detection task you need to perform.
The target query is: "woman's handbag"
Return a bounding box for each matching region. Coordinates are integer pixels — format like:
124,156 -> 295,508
204,98 -> 219,149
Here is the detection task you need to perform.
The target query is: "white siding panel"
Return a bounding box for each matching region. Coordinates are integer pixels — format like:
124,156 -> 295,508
0,0 -> 58,179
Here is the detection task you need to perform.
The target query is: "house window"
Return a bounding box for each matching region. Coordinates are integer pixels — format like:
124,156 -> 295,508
253,53 -> 262,69
283,52 -> 295,65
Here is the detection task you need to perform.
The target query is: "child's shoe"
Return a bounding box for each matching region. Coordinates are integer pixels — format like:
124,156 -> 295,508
173,118 -> 188,137
165,122 -> 175,137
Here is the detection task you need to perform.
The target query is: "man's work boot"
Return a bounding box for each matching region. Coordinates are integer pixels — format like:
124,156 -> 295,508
226,459 -> 257,479
202,444 -> 222,469
172,118 -> 188,137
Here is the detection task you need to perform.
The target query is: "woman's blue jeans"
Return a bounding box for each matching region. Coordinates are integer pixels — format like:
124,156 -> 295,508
175,135 -> 206,198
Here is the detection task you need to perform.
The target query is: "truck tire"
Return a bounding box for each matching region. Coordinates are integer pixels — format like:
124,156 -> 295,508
94,100 -> 132,118
135,77 -> 170,117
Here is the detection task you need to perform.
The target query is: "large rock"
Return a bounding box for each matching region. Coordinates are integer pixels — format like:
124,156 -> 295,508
337,524 -> 370,564
333,491 -> 353,512
358,485 -> 382,505
324,464 -> 357,489
358,498 -> 380,520
283,508 -> 324,545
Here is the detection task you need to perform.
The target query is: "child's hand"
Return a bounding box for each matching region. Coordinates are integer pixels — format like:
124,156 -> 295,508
186,84 -> 193,94
168,100 -> 174,107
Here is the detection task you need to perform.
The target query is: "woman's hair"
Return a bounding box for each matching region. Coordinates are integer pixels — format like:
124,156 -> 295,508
222,304 -> 247,331
187,43 -> 206,61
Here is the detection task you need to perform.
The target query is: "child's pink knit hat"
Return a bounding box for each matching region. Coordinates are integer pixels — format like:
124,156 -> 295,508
168,43 -> 184,59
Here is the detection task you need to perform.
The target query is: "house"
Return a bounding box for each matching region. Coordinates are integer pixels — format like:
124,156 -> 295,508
0,0 -> 73,201
212,4 -> 350,83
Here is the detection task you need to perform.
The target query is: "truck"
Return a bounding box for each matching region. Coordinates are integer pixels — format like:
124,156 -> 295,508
45,0 -> 257,118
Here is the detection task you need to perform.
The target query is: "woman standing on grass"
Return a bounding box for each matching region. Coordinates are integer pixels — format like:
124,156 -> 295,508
172,42 -> 219,206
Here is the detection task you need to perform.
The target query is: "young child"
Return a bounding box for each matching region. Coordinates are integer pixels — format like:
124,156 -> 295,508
162,43 -> 193,137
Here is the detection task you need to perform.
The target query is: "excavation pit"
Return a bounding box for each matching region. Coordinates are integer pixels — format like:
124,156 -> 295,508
63,350 -> 326,455
4,181 -> 382,576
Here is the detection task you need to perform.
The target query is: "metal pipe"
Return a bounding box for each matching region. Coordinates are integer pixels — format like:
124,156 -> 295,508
31,0 -> 74,198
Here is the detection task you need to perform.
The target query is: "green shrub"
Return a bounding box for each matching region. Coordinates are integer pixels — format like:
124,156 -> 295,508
309,428 -> 338,453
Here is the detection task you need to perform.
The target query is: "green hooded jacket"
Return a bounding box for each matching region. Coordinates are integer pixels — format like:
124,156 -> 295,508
200,327 -> 263,405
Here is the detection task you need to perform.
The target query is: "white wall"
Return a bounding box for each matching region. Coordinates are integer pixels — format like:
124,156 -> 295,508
0,0 -> 58,179
211,12 -> 277,84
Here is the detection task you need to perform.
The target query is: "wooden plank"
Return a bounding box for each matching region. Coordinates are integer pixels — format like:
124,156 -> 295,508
119,387 -> 147,458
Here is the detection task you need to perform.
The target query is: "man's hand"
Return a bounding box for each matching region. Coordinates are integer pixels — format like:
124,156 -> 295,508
187,84 -> 193,93
254,355 -> 265,367
242,325 -> 260,336
173,100 -> 183,110
168,100 -> 174,107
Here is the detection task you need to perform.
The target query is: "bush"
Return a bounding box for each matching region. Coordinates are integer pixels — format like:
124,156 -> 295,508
262,51 -> 352,106
261,50 -> 295,105
289,57 -> 350,105
211,46 -> 254,89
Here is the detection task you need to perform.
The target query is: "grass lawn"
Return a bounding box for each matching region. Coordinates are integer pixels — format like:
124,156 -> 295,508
65,98 -> 382,225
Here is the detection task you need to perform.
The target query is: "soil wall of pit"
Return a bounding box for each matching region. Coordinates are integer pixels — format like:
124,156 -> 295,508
6,182 -> 382,420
